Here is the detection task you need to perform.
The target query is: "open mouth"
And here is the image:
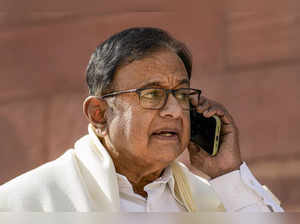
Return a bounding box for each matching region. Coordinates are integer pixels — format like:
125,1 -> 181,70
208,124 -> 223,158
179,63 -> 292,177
151,130 -> 179,141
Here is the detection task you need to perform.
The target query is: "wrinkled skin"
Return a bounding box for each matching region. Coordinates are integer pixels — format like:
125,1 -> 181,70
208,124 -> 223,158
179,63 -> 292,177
188,96 -> 242,178
84,48 -> 242,197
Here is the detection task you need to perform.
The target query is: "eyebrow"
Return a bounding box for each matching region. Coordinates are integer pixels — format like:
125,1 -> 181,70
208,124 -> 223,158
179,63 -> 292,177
140,79 -> 190,89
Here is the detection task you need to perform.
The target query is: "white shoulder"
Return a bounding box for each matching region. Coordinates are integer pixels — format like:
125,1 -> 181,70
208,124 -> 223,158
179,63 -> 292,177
0,149 -> 87,211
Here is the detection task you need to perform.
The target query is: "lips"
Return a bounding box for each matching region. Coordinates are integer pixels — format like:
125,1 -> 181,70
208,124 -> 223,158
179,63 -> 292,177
151,128 -> 180,141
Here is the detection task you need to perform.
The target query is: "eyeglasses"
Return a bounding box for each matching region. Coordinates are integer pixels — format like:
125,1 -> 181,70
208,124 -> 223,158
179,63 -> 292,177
98,87 -> 201,110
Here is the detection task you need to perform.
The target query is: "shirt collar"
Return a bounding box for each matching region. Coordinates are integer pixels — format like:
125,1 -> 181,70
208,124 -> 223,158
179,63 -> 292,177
116,166 -> 172,191
116,166 -> 184,206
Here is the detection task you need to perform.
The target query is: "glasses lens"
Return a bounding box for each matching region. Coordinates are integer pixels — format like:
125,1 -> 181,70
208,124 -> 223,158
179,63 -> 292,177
140,88 -> 165,109
175,89 -> 200,110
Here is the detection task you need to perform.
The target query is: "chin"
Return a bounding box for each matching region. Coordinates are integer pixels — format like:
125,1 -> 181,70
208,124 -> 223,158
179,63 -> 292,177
155,149 -> 183,164
147,141 -> 184,161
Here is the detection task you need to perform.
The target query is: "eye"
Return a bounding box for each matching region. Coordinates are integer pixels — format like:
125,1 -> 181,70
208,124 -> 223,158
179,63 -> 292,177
141,89 -> 164,100
175,90 -> 190,101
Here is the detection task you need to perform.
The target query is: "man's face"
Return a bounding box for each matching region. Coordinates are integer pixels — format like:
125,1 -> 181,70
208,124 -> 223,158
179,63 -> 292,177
104,48 -> 190,171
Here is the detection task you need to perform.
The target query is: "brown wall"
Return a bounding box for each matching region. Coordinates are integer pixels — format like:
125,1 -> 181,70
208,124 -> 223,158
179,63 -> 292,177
1,0 -> 299,211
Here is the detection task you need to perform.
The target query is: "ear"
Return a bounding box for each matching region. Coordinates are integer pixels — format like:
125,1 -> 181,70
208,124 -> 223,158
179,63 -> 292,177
83,96 -> 108,130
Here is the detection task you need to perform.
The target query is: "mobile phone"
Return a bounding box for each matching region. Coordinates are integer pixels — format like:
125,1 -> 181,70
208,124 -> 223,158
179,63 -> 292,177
190,104 -> 221,156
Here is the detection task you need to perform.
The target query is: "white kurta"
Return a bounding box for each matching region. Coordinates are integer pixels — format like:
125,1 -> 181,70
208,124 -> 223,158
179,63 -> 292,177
0,125 -> 283,212
117,166 -> 186,212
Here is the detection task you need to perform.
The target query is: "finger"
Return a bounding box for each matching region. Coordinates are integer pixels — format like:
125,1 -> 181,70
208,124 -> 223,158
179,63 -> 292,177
194,98 -> 236,129
196,100 -> 210,113
202,107 -> 215,117
214,109 -> 225,117
203,106 -> 233,125
190,95 -> 207,106
202,106 -> 223,118
201,107 -> 236,138
216,110 -> 232,124
198,96 -> 208,105
221,123 -> 235,135
202,109 -> 211,117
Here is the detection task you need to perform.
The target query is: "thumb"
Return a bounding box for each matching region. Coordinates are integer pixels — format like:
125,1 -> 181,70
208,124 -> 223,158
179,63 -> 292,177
188,141 -> 211,158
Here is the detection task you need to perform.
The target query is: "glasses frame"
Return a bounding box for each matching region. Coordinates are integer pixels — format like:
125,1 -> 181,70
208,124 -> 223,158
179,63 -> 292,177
97,87 -> 201,110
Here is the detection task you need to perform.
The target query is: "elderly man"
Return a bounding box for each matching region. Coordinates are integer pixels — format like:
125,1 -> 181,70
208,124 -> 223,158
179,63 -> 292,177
0,27 -> 283,212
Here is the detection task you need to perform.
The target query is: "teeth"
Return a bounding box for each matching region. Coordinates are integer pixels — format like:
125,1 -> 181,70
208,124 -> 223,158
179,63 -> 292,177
160,133 -> 173,137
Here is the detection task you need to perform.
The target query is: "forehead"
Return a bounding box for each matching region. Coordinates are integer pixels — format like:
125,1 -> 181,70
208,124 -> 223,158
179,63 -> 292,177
113,48 -> 189,89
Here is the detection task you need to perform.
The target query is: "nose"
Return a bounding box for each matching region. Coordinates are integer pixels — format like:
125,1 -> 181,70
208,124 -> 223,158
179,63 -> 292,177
159,93 -> 183,119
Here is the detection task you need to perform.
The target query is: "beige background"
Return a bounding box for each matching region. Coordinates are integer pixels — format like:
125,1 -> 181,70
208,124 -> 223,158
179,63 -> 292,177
1,0 -> 299,211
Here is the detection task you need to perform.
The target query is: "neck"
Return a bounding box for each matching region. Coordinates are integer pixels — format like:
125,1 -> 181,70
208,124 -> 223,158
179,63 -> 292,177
115,159 -> 165,198
99,135 -> 167,198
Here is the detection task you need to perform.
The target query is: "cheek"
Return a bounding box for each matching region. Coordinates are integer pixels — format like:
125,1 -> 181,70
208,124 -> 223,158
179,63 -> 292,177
183,113 -> 191,146
109,104 -> 152,148
125,109 -> 153,144
119,108 -> 133,139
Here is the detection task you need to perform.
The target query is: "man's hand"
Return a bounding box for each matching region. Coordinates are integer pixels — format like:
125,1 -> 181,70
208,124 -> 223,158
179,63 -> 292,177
188,96 -> 242,179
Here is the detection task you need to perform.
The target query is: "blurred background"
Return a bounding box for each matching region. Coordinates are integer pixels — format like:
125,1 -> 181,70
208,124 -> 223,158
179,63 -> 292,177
0,0 -> 299,211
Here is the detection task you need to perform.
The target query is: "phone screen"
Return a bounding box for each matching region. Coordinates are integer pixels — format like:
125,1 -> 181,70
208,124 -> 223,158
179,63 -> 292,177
190,104 -> 220,156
